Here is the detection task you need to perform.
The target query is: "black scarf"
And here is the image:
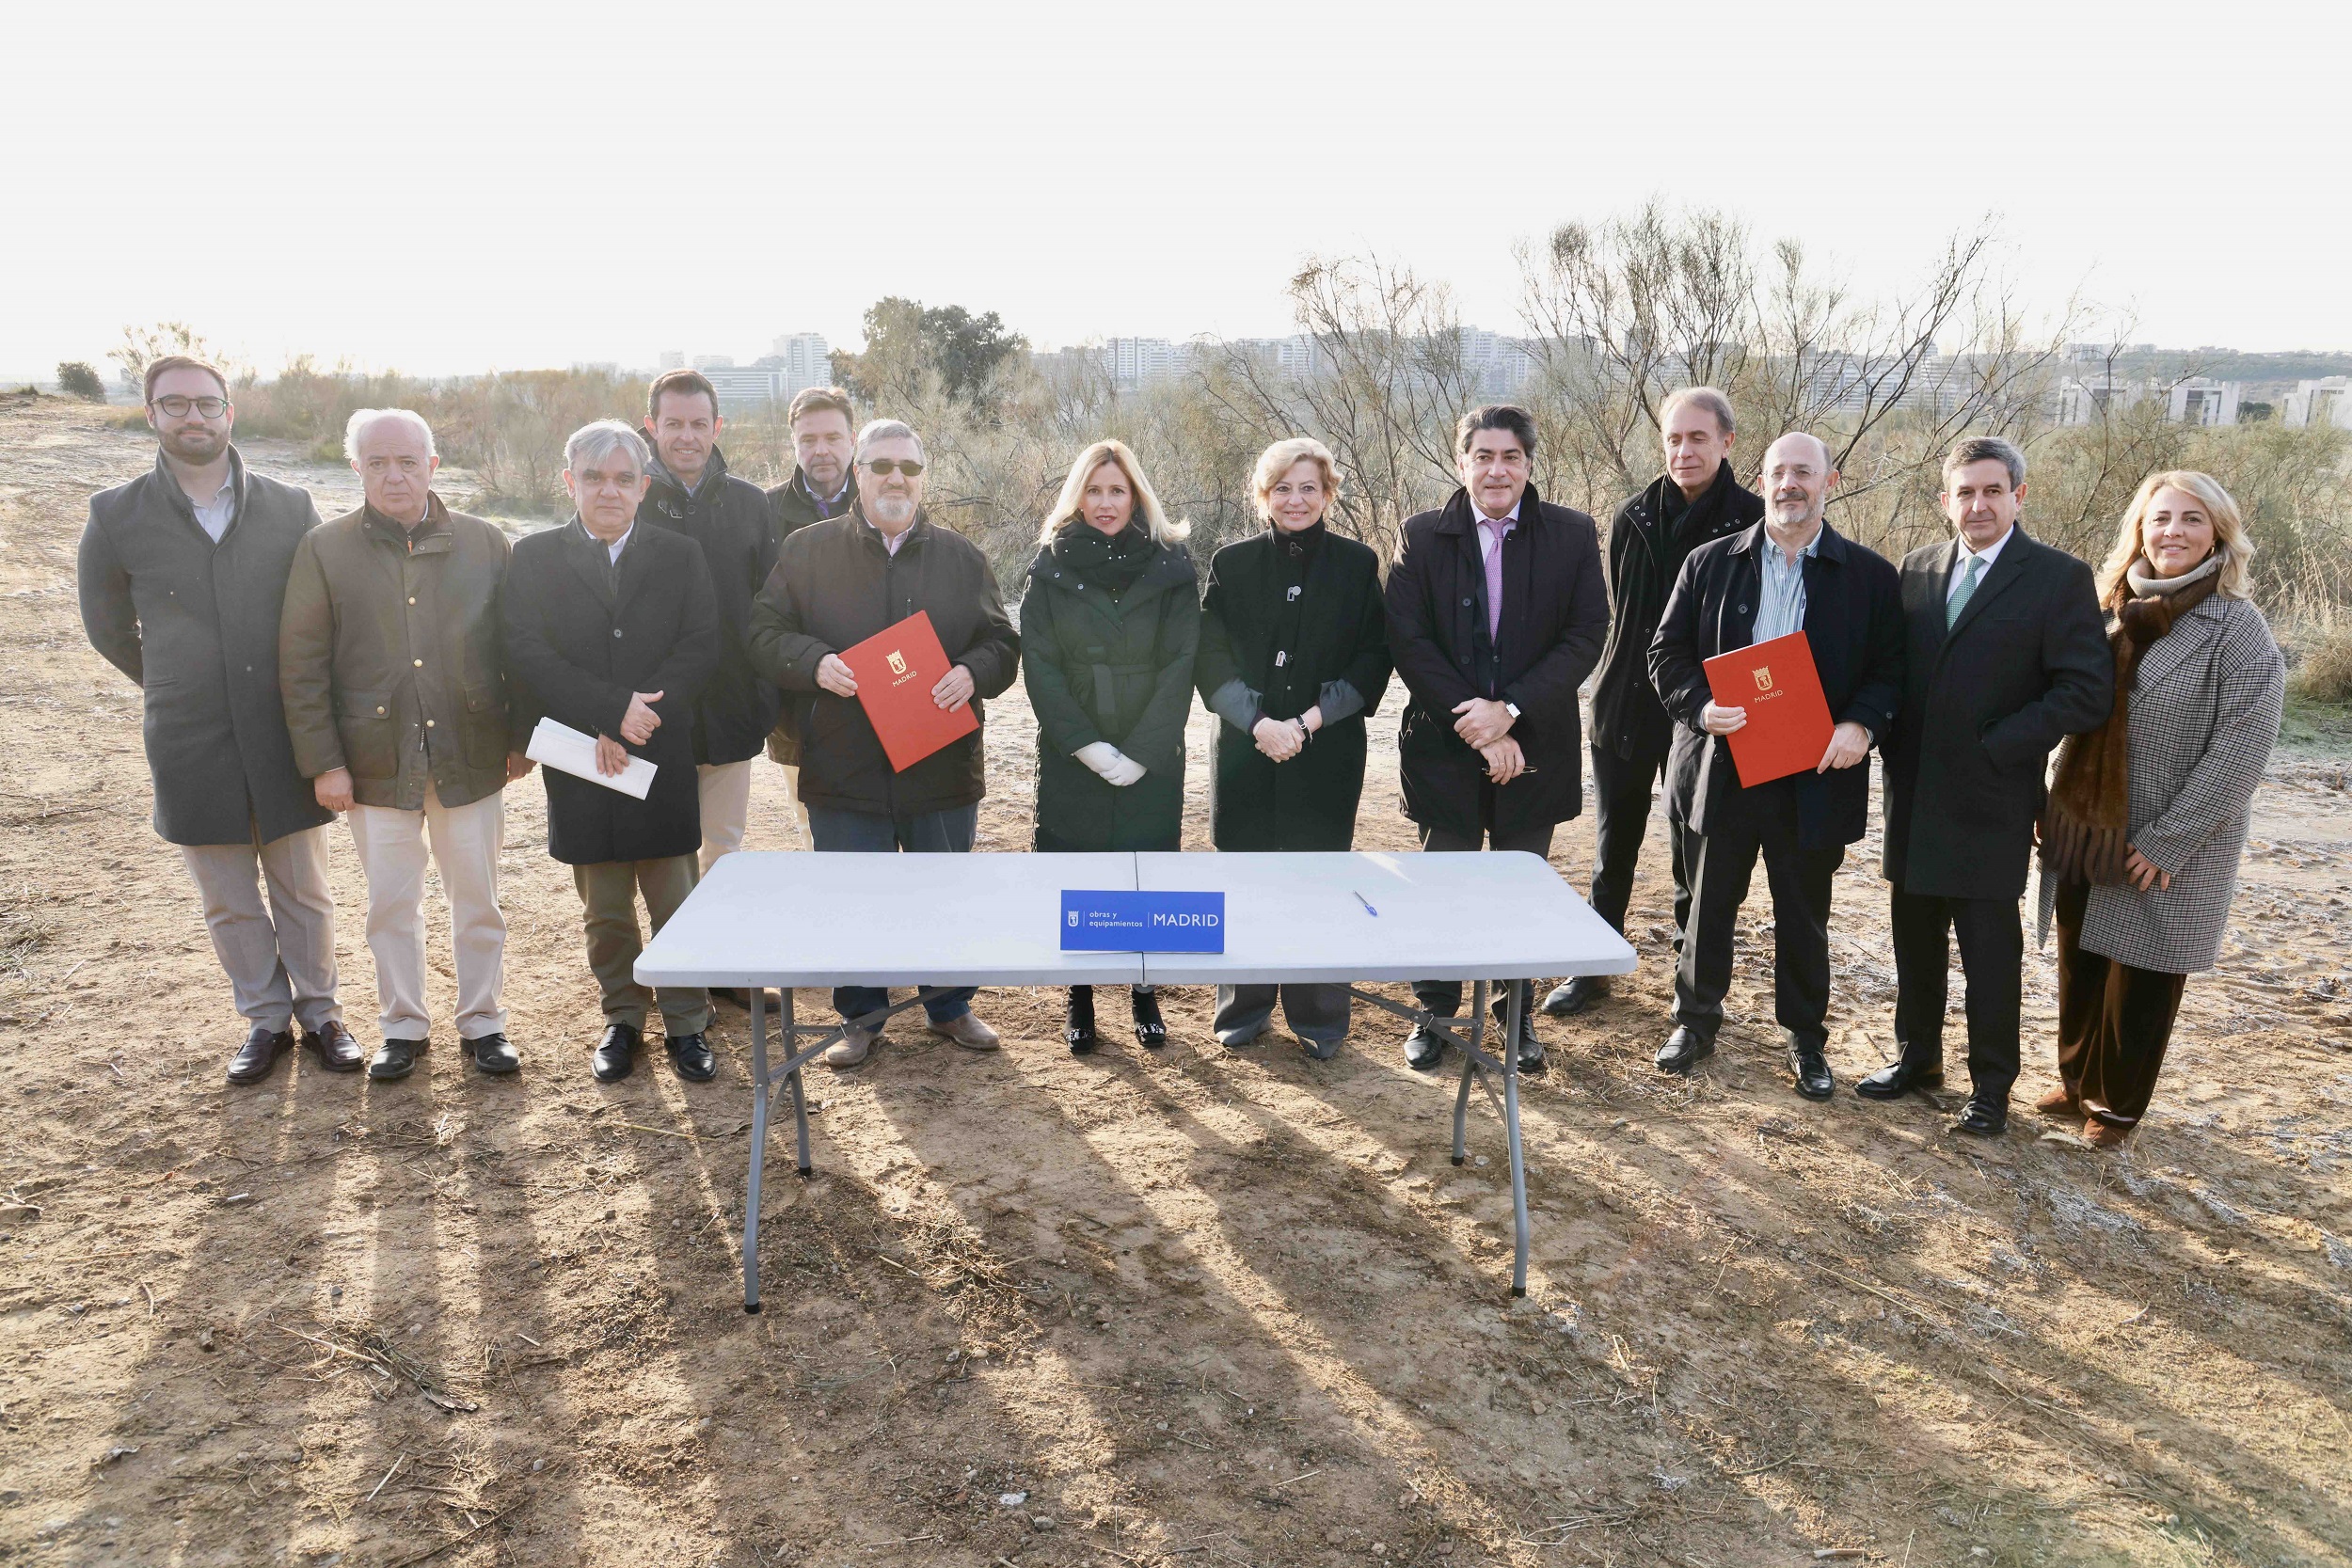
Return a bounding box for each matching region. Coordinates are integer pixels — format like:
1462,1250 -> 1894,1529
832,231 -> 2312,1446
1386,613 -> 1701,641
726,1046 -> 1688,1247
1054,519 -> 1152,595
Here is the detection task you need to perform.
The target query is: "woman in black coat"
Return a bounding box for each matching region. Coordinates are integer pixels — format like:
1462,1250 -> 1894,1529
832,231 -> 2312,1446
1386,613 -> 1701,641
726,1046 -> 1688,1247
1196,438 -> 1391,1056
1021,439 -> 1200,1053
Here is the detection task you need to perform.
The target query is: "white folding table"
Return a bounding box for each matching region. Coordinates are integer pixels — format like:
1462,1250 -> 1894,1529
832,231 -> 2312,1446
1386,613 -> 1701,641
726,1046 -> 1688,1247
634,849 -> 1635,1310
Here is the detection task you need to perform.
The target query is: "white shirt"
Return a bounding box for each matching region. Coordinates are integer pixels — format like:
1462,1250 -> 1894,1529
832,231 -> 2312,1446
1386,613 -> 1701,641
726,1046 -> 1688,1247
1472,498 -> 1521,561
606,525 -> 633,565
1947,524 -> 2014,600
184,473 -> 236,543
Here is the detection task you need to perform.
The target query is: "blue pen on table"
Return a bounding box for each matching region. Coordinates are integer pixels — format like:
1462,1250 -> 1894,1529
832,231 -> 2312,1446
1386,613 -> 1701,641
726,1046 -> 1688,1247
1353,890 -> 1378,917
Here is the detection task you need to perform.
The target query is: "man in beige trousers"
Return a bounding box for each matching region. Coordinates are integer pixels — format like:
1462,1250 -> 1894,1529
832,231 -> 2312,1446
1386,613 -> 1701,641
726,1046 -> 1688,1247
279,408 -> 534,1080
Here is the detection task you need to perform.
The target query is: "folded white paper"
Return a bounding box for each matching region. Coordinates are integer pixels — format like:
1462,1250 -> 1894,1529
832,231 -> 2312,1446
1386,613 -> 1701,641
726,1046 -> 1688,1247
526,717 -> 656,800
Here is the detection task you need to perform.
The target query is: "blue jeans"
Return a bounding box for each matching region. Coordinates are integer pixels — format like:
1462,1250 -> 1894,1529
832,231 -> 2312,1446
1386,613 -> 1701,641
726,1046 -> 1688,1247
806,802 -> 980,1026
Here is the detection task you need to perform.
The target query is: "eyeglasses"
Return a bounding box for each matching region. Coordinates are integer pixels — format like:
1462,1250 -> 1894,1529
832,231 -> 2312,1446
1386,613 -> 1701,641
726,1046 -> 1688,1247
151,395 -> 230,419
864,459 -> 925,478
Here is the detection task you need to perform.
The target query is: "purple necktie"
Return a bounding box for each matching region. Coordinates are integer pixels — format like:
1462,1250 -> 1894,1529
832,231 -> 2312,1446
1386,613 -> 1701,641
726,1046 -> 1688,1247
1478,516 -> 1511,641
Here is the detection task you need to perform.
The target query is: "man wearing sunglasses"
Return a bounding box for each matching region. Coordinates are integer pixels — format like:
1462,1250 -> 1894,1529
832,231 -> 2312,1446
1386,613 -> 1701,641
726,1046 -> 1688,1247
747,420 -> 1020,1068
78,355 -> 359,1085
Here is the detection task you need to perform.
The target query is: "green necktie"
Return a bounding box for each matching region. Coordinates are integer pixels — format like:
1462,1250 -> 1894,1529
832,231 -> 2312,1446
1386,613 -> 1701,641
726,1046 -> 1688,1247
1947,554 -> 1983,628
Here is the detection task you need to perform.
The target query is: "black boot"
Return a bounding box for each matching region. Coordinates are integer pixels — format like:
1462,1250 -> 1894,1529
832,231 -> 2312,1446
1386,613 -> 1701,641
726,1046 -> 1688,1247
1065,988 -> 1099,1055
1130,987 -> 1168,1050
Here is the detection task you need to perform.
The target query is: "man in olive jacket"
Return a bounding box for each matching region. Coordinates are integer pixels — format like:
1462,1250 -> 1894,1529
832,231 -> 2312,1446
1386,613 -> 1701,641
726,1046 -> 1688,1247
503,421 -> 721,1085
1385,404 -> 1609,1073
78,356 -> 356,1085
279,409 -> 532,1082
746,420 -> 1019,1067
1867,436 -> 2112,1135
1547,388 -> 1762,1018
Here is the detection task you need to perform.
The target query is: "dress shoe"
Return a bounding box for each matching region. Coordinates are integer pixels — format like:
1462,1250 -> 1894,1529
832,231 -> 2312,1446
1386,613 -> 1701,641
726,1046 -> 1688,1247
929,1012 -> 1000,1052
823,1022 -> 880,1069
1065,990 -> 1099,1055
1404,1019 -> 1449,1071
2081,1116 -> 2132,1150
227,1024 -> 293,1085
1299,1034 -> 1343,1061
2034,1085 -> 2083,1119
1508,1010 -> 1546,1074
666,1031 -> 717,1082
1854,1059 -> 1944,1101
464,1032 -> 520,1075
1540,975 -> 1609,1016
710,987 -> 777,1013
1130,989 -> 1168,1050
1953,1098 -> 2010,1136
1655,1025 -> 1714,1074
302,1020 -> 365,1073
1788,1042 -> 1836,1101
592,1022 -> 642,1083
370,1037 -> 426,1080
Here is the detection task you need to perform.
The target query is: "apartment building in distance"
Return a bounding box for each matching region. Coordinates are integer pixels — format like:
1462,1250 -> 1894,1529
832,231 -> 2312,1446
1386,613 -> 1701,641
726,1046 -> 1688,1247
651,334 -> 834,409
2283,377 -> 2352,429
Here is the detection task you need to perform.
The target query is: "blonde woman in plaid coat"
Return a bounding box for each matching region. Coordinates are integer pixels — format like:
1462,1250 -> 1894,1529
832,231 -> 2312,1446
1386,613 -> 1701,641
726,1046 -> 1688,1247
2037,471 -> 2285,1148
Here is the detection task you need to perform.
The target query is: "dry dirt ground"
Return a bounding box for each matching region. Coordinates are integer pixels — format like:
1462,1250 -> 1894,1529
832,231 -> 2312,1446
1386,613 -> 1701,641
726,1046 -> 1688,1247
2,393 -> 2348,1568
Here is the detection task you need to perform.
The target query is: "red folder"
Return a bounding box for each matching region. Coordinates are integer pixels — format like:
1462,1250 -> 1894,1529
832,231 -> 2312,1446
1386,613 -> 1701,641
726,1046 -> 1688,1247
1703,630 -> 1833,787
837,610 -> 978,772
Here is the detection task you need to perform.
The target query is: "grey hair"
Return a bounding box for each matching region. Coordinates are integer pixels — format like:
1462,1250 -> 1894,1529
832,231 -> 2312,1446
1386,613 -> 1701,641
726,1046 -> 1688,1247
1943,435 -> 2026,491
853,418 -> 926,465
564,419 -> 651,474
344,407 -> 437,463
1660,386 -> 1736,437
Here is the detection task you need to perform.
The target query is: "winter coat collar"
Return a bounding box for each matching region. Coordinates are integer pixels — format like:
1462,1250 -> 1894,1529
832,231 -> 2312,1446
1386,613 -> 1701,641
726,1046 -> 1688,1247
1728,516 -> 1854,565
647,445 -> 731,501
149,443 -> 249,534
362,492 -> 452,552
1025,531 -> 1195,599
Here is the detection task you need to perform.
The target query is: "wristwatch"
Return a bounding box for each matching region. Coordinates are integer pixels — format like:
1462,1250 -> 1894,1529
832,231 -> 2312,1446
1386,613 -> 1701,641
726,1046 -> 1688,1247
1503,701 -> 1522,721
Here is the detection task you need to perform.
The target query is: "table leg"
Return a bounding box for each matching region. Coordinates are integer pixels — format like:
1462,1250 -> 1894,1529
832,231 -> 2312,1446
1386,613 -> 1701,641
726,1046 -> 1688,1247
1503,978 -> 1529,1298
784,988 -> 812,1177
742,977 -> 771,1315
1453,979 -> 1486,1166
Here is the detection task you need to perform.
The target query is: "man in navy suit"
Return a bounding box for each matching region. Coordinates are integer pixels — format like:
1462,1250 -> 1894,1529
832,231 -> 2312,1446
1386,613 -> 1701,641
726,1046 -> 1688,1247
1647,434 -> 1904,1099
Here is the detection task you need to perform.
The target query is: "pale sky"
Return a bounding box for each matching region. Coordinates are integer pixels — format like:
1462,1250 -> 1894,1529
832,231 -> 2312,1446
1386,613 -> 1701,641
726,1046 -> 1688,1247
8,0 -> 2344,379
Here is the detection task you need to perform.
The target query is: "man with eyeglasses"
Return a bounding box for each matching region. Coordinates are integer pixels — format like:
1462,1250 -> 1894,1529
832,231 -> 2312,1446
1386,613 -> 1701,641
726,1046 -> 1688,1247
747,419 -> 1020,1068
77,355 -> 360,1085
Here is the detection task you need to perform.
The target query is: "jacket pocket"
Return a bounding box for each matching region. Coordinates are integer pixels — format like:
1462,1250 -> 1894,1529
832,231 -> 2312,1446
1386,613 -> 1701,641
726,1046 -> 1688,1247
336,689 -> 400,780
459,683 -> 508,770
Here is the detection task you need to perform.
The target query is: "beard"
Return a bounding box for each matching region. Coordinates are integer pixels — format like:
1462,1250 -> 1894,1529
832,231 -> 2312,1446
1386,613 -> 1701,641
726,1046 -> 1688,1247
867,491 -> 916,528
162,425 -> 229,463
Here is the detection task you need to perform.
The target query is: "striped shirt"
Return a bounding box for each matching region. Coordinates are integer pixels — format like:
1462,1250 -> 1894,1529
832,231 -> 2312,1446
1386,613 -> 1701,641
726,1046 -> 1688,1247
1753,527 -> 1820,644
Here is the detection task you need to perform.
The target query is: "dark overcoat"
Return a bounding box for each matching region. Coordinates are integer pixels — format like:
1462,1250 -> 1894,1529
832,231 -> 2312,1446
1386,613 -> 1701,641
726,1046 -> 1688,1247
1021,530 -> 1200,852
1648,520 -> 1904,850
77,447 -> 332,846
758,466 -> 856,765
501,519 -> 719,864
1384,484 -> 1608,840
1882,529 -> 2113,900
641,449 -> 783,767
1195,527 -> 1391,851
745,508 -> 1019,818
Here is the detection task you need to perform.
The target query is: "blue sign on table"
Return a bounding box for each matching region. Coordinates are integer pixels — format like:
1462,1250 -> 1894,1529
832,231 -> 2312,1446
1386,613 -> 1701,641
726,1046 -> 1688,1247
1060,889 -> 1226,953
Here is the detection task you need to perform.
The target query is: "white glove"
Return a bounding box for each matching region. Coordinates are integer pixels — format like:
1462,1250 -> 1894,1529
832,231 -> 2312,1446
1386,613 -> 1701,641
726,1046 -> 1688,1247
1101,753 -> 1147,787
1073,741 -> 1123,779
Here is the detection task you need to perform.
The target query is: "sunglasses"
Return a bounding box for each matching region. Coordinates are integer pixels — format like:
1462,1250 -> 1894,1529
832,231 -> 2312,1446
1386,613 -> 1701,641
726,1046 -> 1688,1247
864,459 -> 925,477
151,395 -> 230,419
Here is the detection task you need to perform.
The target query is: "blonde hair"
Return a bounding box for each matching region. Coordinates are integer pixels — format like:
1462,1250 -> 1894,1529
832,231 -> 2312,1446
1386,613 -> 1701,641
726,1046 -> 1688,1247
1250,437 -> 1341,521
1040,439 -> 1190,546
2096,469 -> 2256,604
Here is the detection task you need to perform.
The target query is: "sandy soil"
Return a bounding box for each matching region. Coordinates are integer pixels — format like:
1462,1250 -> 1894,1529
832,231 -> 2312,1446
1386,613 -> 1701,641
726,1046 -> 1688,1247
2,391 -> 2348,1568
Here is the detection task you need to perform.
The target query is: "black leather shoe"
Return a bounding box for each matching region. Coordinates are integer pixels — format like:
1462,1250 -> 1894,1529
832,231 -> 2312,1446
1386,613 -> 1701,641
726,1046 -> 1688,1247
301,1020 -> 365,1073
1065,989 -> 1099,1055
1789,1043 -> 1836,1101
1130,989 -> 1168,1050
370,1037 -> 425,1080
592,1022 -> 641,1083
666,1031 -> 717,1082
464,1032 -> 520,1075
1404,1019 -> 1449,1071
1502,1001 -> 1545,1074
1540,975 -> 1609,1016
227,1024 -> 293,1085
1953,1098 -> 2009,1136
710,987 -> 777,1013
1854,1059 -> 1943,1101
1655,1025 -> 1714,1073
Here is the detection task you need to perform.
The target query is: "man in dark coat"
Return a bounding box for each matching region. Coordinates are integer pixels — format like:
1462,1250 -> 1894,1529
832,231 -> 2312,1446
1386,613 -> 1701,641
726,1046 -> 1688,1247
639,370 -> 783,1019
1545,388 -> 1762,1018
1648,433 -> 1903,1100
502,421 -> 721,1085
759,386 -> 859,811
77,355 -> 358,1085
1866,436 -> 2113,1135
1385,405 -> 1608,1072
745,419 -> 1020,1068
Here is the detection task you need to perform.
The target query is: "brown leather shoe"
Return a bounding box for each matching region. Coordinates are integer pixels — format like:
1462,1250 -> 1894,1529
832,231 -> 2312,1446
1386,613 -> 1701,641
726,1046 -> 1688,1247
301,1020 -> 365,1072
2034,1085 -> 2083,1119
227,1024 -> 293,1085
2082,1117 -> 2133,1150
